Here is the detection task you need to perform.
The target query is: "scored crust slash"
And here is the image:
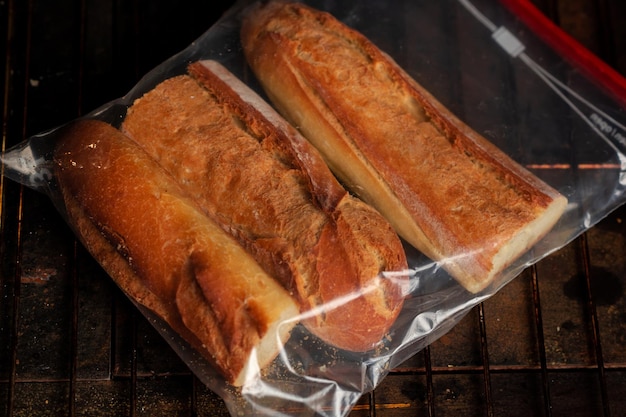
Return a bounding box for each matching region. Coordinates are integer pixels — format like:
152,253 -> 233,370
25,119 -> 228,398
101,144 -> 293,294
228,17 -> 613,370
53,60 -> 409,385
55,119 -> 300,387
241,1 -> 568,293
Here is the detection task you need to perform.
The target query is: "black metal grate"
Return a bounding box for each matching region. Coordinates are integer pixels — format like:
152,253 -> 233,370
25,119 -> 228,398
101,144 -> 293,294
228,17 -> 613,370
1,0 -> 625,416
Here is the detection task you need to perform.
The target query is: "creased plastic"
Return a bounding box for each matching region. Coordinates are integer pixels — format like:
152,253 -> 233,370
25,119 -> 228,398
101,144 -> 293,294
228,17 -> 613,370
2,0 -> 625,416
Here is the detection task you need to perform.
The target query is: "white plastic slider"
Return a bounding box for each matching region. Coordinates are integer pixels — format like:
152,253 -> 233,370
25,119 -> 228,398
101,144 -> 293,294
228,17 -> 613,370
492,26 -> 525,57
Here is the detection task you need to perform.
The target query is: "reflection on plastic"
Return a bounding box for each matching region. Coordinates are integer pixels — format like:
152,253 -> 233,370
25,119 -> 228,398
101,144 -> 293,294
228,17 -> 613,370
1,0 -> 625,416
459,0 -> 626,180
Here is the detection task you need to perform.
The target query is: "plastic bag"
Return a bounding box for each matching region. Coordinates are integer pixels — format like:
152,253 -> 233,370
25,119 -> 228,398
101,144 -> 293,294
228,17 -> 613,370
2,0 -> 625,415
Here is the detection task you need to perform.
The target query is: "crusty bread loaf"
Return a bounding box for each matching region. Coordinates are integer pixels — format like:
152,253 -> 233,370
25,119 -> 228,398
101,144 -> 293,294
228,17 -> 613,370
240,1 -> 568,293
121,60 -> 408,352
54,119 -> 299,386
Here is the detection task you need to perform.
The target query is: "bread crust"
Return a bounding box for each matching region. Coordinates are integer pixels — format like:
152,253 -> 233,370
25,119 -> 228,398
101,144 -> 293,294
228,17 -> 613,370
241,1 -> 568,293
120,60 -> 408,352
54,119 -> 299,386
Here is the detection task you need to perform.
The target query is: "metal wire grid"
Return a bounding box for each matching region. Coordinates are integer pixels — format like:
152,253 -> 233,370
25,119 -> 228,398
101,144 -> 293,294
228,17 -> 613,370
1,0 -> 625,416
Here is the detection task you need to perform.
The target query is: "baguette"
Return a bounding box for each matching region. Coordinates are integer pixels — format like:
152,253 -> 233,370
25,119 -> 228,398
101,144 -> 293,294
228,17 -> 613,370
120,60 -> 408,352
54,119 -> 299,386
240,2 -> 568,293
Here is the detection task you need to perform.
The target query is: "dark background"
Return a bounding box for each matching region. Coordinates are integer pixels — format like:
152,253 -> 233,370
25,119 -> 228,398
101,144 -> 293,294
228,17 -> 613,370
1,0 -> 625,416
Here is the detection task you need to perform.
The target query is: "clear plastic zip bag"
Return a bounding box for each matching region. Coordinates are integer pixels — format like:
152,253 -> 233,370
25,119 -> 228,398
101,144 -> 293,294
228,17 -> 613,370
2,0 -> 625,416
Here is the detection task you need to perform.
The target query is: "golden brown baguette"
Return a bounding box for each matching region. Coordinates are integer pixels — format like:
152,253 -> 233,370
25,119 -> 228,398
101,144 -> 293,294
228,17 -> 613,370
240,2 -> 568,293
54,119 -> 299,386
121,60 -> 408,352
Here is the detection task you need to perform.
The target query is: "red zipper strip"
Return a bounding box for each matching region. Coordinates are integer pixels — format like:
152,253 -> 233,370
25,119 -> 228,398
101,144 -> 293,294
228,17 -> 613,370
498,0 -> 626,107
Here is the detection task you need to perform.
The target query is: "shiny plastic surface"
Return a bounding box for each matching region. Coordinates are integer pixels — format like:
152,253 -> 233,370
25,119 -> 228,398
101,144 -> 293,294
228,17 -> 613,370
2,0 -> 625,416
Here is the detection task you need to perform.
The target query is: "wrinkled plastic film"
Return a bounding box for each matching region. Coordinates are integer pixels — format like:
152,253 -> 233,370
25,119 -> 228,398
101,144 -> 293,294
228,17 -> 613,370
2,0 -> 626,416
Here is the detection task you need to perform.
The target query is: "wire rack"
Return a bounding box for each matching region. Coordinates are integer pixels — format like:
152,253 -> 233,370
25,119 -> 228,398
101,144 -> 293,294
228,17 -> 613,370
1,0 -> 625,416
